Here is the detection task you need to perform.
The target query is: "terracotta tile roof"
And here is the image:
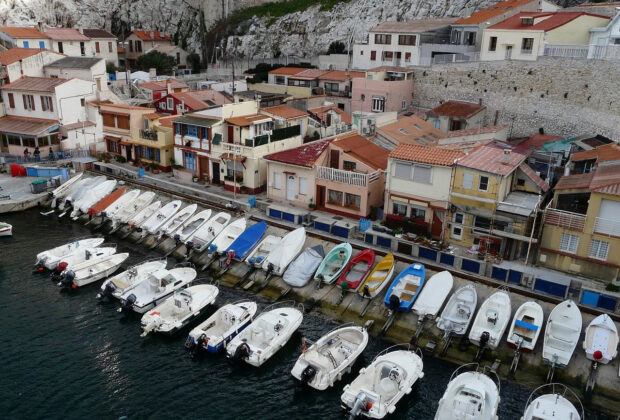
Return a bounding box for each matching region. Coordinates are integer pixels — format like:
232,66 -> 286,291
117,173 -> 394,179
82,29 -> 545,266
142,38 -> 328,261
289,68 -> 328,80
0,26 -> 48,39
82,28 -> 116,39
571,142 -> 620,163
261,105 -> 307,119
454,0 -> 534,25
164,90 -> 230,110
332,134 -> 390,170
225,114 -> 272,127
377,115 -> 446,146
590,164 -> 620,196
307,105 -> 352,125
0,48 -> 44,65
428,100 -> 486,119
489,12 -> 609,31
263,139 -> 333,167
439,139 -> 493,152
45,27 -> 90,41
0,76 -> 68,92
371,19 -> 457,34
320,70 -> 365,81
457,140 -> 530,175
554,172 -> 595,190
100,103 -> 155,112
144,112 -> 166,119
139,79 -> 188,91
519,163 -> 549,192
447,125 -> 507,138
157,115 -> 177,128
0,115 -> 59,136
390,144 -> 465,166
130,30 -> 172,41
516,133 -> 563,149
268,67 -> 307,76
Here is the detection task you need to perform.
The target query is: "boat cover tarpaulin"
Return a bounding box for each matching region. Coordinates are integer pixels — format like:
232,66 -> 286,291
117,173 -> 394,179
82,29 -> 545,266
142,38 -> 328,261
11,163 -> 26,177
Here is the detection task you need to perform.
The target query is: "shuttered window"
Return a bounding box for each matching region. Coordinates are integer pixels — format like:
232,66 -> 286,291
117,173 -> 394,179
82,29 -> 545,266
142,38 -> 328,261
588,240 -> 609,260
394,162 -> 411,179
299,177 -> 307,195
273,172 -> 282,189
462,173 -> 473,189
7,93 -> 15,108
413,165 -> 431,184
117,115 -> 130,129
102,113 -> 115,127
559,233 -> 579,254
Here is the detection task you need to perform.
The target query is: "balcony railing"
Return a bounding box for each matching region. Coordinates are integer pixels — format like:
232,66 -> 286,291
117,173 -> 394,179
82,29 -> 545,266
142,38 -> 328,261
545,208 -> 586,232
139,129 -> 158,141
317,166 -> 381,187
594,217 -> 620,237
543,45 -> 588,59
324,89 -> 351,98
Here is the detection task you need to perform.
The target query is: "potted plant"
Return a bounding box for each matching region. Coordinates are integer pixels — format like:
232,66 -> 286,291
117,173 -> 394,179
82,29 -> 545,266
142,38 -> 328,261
240,185 -> 248,194
192,175 -> 198,183
309,203 -> 316,210
150,162 -> 160,174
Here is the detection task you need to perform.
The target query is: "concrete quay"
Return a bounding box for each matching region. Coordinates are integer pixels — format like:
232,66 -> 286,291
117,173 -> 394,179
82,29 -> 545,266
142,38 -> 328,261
0,174 -> 49,214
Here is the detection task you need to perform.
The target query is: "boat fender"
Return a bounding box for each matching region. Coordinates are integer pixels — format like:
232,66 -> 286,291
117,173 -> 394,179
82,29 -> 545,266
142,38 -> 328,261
256,256 -> 264,263
300,365 -> 317,385
389,294 -> 400,311
226,250 -> 235,266
593,350 -> 603,361
340,281 -> 350,292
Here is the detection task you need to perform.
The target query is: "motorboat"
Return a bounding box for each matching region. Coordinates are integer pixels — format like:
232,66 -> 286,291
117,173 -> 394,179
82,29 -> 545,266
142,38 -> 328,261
97,258 -> 168,300
314,243 -> 353,286
70,179 -> 117,218
88,186 -> 126,216
412,271 -> 454,321
186,211 -> 231,253
186,301 -> 258,353
226,301 -> 303,367
336,249 -> 375,293
207,217 -> 246,255
357,253 -> 395,299
158,203 -> 198,239
0,222 -> 12,237
291,324 -> 369,390
128,200 -> 161,229
506,301 -> 544,352
341,345 -> 424,419
101,189 -> 141,220
49,172 -> 83,205
262,227 -> 306,276
222,221 -> 267,261
140,284 -> 219,336
56,176 -> 89,209
436,284 -> 478,336
58,252 -> 129,288
434,363 -> 500,420
59,175 -> 105,210
139,200 -> 182,237
522,383 -> 583,420
583,314 -> 617,364
468,289 -> 511,350
543,300 -> 582,368
111,191 -> 156,230
35,237 -> 105,270
282,245 -> 325,288
384,263 -> 425,312
246,235 -> 282,268
118,267 -> 197,314
175,209 -> 212,243
50,246 -> 117,280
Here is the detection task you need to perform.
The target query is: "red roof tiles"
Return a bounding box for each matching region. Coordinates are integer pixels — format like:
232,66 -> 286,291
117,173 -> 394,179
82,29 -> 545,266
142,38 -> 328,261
456,140 -> 530,175
553,172 -> 594,190
0,26 -> 48,39
45,27 -> 90,41
454,0 -> 534,25
0,76 -> 69,92
308,106 -> 352,125
390,144 -> 465,166
332,134 -> 390,170
268,67 -> 307,76
590,164 -> 620,196
320,70 -> 366,81
428,100 -> 486,119
377,115 -> 445,146
0,115 -> 59,135
518,163 -> 549,192
571,142 -> 620,163
263,139 -> 332,167
517,133 -> 563,149
261,105 -> 308,119
0,48 -> 45,65
139,79 -> 188,91
489,12 -> 609,31
130,30 -> 171,41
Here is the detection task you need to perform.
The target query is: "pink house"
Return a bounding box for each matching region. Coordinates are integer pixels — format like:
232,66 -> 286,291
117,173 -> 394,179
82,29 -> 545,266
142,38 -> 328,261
351,66 -> 414,114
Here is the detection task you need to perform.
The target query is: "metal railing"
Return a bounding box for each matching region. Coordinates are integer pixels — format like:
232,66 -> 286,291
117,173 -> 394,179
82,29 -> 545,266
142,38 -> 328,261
0,148 -> 91,164
544,208 -> 586,232
139,129 -> 158,141
594,217 -> 620,237
316,166 -> 381,187
543,45 -> 588,59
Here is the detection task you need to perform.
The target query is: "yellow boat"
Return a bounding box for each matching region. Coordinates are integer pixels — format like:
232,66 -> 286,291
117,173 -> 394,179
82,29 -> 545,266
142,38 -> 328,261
357,253 -> 395,299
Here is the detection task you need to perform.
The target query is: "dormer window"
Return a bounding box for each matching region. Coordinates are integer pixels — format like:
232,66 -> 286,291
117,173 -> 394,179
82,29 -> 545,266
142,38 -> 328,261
521,17 -> 534,26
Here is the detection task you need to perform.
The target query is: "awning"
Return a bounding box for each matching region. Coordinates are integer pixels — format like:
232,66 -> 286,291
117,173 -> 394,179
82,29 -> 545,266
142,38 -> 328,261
0,116 -> 59,136
492,229 -> 538,243
220,153 -> 246,163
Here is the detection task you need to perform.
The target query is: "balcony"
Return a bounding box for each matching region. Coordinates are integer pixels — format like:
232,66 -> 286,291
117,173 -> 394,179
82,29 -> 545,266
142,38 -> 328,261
594,217 -> 620,237
545,208 -> 586,232
324,89 -> 351,98
139,129 -> 158,141
317,166 -> 381,188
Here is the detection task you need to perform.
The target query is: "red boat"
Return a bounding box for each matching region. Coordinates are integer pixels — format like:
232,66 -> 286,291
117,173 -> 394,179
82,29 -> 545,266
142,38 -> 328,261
88,186 -> 126,216
336,249 -> 375,291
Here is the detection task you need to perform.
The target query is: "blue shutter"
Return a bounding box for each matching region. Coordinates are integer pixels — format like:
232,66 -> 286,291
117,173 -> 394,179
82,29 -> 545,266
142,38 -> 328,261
39,41 -> 45,48
23,41 -> 29,48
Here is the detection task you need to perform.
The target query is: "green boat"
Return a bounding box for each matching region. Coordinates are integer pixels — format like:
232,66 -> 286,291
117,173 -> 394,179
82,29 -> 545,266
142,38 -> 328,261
313,242 -> 353,285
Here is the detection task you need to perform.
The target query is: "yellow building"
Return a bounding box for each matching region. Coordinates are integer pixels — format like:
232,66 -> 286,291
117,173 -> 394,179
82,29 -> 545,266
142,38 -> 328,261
447,140 -> 549,260
129,113 -> 175,170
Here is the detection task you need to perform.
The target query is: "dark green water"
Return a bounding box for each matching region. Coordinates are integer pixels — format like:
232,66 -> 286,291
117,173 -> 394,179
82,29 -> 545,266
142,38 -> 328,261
0,209 -> 610,419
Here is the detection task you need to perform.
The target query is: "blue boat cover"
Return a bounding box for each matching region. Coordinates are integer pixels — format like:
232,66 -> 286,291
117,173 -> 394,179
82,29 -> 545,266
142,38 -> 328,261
515,320 -> 538,331
225,221 -> 267,260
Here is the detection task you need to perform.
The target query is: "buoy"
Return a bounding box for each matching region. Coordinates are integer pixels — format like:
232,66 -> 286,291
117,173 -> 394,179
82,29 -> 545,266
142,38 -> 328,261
38,267 -> 44,272
71,284 -> 78,290
593,350 -> 603,360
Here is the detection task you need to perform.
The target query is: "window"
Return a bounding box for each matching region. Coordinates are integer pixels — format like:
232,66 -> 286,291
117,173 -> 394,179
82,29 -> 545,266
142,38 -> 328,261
465,32 -> 476,46
167,98 -> 174,110
324,82 -> 339,92
370,50 -> 377,61
185,125 -> 198,138
345,193 -> 361,209
393,201 -> 407,216
39,41 -> 45,49
360,94 -> 365,102
462,173 -> 473,189
521,17 -> 534,26
80,98 -> 85,107
299,177 -> 308,195
432,119 -> 440,129
589,240 -> 609,260
108,140 -> 118,153
453,213 -> 464,224
404,52 -> 411,62
449,119 -> 463,131
451,30 -> 461,44
102,113 -> 115,127
451,225 -> 463,240
398,35 -> 416,45
374,34 -> 392,45
328,189 -> 343,205
343,160 -> 356,171
273,172 -> 282,189
176,52 -> 181,64
517,178 -> 525,187
135,40 -> 142,53
489,36 -> 497,52
521,38 -> 534,54
559,233 -> 579,253
371,96 -> 385,112
275,76 -> 285,85
23,41 -> 29,48
184,152 -> 195,171
7,93 -> 15,109
402,100 -> 407,110
108,41 -> 113,52
95,42 -> 100,53
80,42 -> 85,56
413,165 -> 431,183
128,40 -> 133,52
478,175 -> 489,191
382,51 -> 393,61
410,205 -> 426,220
117,115 -> 130,129
154,149 -> 161,163
394,162 -> 411,179
474,216 -> 491,230
22,94 -> 35,110
40,96 -> 53,112
175,124 -> 182,135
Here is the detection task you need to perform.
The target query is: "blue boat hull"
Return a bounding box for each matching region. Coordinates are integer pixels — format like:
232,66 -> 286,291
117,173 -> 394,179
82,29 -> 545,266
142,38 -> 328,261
225,221 -> 267,261
383,263 -> 425,312
203,317 -> 253,353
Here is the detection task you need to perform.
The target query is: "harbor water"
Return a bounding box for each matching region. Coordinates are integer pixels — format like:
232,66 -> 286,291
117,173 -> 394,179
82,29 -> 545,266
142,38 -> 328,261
0,209 -> 612,419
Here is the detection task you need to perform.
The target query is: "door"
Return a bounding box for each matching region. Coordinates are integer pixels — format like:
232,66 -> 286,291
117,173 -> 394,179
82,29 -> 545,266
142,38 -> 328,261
330,150 -> 339,168
96,78 -> 101,92
505,45 -> 513,60
125,145 -> 132,161
286,175 -> 295,201
211,161 -> 220,184
227,125 -> 234,143
431,210 -> 444,239
199,156 -> 210,181
316,185 -> 325,207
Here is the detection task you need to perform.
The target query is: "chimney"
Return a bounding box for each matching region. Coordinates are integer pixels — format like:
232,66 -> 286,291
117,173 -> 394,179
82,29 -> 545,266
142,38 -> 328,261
78,25 -> 84,35
37,22 -> 45,33
478,98 -> 483,105
149,67 -> 156,79
150,31 -> 155,40
166,78 -> 172,94
564,164 -> 570,176
502,149 -> 511,164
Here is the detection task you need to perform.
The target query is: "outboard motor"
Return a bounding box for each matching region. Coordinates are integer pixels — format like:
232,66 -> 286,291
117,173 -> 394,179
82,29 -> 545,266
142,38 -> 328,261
480,331 -> 491,348
58,270 -> 76,288
266,263 -> 274,276
300,365 -> 317,385
184,241 -> 194,258
118,293 -> 137,313
173,234 -> 181,245
51,262 -> 69,282
349,392 -> 370,419
228,342 -> 250,364
362,285 -> 371,298
389,294 -> 401,311
97,281 -> 116,300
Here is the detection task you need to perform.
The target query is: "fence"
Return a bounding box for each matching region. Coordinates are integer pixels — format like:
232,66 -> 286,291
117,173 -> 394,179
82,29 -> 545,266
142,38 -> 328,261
543,45 -> 588,59
0,148 -> 91,165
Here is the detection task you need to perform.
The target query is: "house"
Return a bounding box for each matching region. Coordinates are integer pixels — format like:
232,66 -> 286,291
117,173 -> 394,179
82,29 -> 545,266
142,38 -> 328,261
568,142 -> 620,175
123,30 -> 173,69
259,105 -> 308,139
375,114 -> 446,150
129,113 -> 175,170
0,48 -> 64,85
43,57 -> 108,92
154,90 -> 231,115
100,103 -> 156,161
0,25 -> 49,50
82,28 -> 119,66
385,144 -> 465,238
0,76 -> 98,153
447,140 -> 549,260
351,67 -> 415,114
139,79 -> 189,101
480,12 -> 610,61
267,67 -> 308,86
352,19 -> 458,69
146,44 -> 189,69
353,111 -> 398,137
439,125 -> 508,146
539,161 -> 620,281
588,9 -> 620,59
234,90 -> 286,107
306,105 -> 353,139
426,100 -> 486,132
45,27 -> 92,57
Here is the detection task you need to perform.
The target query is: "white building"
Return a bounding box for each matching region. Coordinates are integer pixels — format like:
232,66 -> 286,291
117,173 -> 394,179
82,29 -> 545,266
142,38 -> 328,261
83,28 -> 119,66
45,27 -> 93,57
0,49 -> 64,85
44,57 -> 108,92
0,25 -> 50,49
587,9 -> 620,59
146,44 -> 189,69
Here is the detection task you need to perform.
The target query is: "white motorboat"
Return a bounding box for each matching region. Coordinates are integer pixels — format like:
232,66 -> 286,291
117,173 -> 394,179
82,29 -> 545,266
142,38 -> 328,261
468,289 -> 511,350
246,235 -> 282,268
139,200 -> 182,237
159,203 -> 197,238
97,258 -> 168,300
49,172 -> 83,205
436,284 -> 478,336
118,267 -> 196,314
102,189 -> 141,220
50,246 -> 117,278
582,313 -> 618,364
128,200 -> 161,229
0,222 -> 12,237
412,271 -> 454,321
226,301 -> 303,367
543,300 -> 582,368
522,383 -> 583,420
263,227 -> 306,276
175,209 -> 212,243
341,345 -> 424,419
110,191 -> 156,230
507,301 -> 544,352
186,301 -> 258,353
70,179 -> 117,218
140,284 -> 219,336
291,323 -> 369,390
282,245 -> 325,288
59,175 -> 105,210
435,363 -> 500,420
35,237 -> 105,270
58,252 -> 129,288
186,211 -> 231,253
208,217 -> 246,255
